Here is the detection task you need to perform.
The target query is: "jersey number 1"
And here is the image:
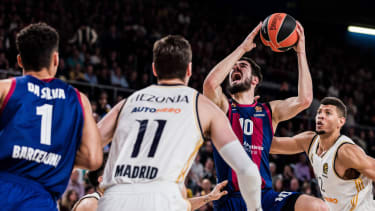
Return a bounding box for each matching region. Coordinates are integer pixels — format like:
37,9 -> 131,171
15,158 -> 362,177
131,119 -> 166,158
37,104 -> 53,145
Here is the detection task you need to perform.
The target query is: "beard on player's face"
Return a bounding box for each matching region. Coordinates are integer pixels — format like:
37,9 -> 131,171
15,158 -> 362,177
316,130 -> 326,135
228,76 -> 252,94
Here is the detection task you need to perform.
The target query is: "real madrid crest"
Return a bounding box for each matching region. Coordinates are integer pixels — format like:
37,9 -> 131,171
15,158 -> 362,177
323,163 -> 328,175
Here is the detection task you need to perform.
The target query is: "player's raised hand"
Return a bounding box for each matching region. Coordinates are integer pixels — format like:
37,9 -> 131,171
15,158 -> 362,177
208,180 -> 228,201
240,22 -> 262,52
293,21 -> 305,54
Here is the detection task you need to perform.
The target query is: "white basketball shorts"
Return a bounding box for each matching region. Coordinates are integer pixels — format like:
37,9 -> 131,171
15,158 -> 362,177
98,182 -> 191,211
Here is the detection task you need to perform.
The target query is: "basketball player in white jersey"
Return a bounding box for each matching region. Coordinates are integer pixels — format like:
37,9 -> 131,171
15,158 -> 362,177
96,35 -> 262,211
73,153 -> 230,211
271,97 -> 375,211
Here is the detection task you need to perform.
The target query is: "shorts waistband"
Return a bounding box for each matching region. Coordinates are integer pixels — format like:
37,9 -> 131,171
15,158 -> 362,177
105,181 -> 181,194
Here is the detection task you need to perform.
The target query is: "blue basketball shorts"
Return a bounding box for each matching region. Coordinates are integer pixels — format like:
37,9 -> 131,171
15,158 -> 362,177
0,172 -> 58,211
213,189 -> 301,211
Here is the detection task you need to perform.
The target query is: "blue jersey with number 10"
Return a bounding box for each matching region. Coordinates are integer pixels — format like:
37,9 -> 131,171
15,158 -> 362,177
0,75 -> 84,200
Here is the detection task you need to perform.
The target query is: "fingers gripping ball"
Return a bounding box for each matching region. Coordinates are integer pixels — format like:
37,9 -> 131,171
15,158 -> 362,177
260,13 -> 298,52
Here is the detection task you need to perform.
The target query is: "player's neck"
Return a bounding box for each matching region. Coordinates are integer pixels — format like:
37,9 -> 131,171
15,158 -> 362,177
231,89 -> 255,105
157,78 -> 186,86
23,68 -> 55,80
319,130 -> 341,152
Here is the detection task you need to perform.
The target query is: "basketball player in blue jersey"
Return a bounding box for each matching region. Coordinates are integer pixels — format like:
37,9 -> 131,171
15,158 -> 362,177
203,22 -> 329,211
0,23 -> 102,211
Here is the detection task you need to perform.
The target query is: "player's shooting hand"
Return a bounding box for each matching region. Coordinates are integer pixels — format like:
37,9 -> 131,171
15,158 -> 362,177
240,22 -> 262,52
207,180 -> 228,201
293,21 -> 305,54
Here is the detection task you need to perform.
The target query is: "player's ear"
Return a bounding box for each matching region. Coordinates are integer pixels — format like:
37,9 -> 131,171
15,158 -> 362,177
152,62 -> 158,77
17,54 -> 24,69
338,117 -> 346,128
251,76 -> 259,86
98,175 -> 103,184
186,62 -> 192,78
53,52 -> 59,68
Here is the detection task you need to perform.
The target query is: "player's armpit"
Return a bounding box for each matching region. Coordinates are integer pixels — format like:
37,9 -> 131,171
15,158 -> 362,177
98,99 -> 126,147
75,92 -> 103,170
203,80 -> 229,113
270,131 -> 315,155
337,144 -> 375,181
270,96 -> 311,124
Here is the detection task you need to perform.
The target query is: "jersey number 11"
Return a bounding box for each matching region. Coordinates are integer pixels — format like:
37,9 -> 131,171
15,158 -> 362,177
131,119 -> 166,158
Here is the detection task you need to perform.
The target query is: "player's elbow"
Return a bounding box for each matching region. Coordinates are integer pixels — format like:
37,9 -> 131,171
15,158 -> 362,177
87,154 -> 103,170
239,162 -> 261,187
313,200 -> 329,211
203,78 -> 218,95
83,150 -> 103,170
298,95 -> 313,109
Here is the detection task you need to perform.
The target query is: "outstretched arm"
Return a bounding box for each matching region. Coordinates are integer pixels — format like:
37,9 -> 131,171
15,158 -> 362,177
203,22 -> 262,112
270,131 -> 315,155
97,99 -> 126,147
270,22 -> 312,124
337,144 -> 375,181
188,180 -> 228,210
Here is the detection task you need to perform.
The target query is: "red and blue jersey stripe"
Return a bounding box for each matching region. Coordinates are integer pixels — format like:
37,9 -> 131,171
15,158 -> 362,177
213,98 -> 274,194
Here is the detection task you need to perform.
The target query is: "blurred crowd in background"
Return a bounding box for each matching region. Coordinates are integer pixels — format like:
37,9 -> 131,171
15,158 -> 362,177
1,0 -> 375,210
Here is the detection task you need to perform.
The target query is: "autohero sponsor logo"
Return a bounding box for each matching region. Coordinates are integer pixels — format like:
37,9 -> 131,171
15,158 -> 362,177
131,106 -> 181,114
133,93 -> 189,104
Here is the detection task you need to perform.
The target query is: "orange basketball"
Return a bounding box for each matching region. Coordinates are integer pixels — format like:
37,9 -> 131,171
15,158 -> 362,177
260,13 -> 299,52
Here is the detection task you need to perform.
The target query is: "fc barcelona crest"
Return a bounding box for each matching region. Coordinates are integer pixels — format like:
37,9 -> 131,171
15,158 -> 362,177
255,106 -> 262,112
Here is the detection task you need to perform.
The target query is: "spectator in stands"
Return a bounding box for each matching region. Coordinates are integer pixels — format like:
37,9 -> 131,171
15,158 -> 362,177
97,91 -> 111,117
97,68 -> 111,85
111,66 -> 129,87
294,154 -> 311,182
203,157 -> 216,184
191,153 -> 204,186
69,63 -> 86,82
60,189 -> 79,211
282,165 -> 294,189
65,170 -> 85,198
273,176 -> 284,193
84,64 -> 98,84
301,181 -> 312,195
289,177 -> 300,192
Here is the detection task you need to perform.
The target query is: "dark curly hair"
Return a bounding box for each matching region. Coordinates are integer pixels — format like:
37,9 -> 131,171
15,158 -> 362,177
16,22 -> 59,71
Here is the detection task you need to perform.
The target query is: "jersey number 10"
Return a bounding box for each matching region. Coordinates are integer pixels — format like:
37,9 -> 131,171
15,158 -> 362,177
239,118 -> 254,135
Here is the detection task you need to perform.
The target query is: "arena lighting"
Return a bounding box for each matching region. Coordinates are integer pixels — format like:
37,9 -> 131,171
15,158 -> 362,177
348,25 -> 375,36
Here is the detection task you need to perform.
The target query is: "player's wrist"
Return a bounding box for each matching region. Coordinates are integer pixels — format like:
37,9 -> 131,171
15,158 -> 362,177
238,44 -> 248,54
204,194 -> 212,203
